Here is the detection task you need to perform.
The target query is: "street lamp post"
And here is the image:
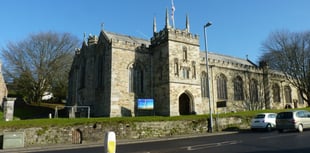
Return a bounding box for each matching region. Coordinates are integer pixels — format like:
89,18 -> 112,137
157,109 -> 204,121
204,22 -> 213,133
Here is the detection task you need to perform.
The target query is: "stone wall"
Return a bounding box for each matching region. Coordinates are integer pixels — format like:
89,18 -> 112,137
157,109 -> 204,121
0,117 -> 246,147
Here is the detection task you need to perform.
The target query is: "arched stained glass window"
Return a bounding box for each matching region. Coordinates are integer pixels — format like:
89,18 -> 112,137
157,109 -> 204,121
272,83 -> 280,103
284,85 -> 292,103
234,76 -> 244,100
249,79 -> 258,103
217,74 -> 227,99
201,72 -> 208,97
128,63 -> 144,94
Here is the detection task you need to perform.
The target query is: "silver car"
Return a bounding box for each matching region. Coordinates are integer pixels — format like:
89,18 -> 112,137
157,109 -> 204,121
276,110 -> 310,132
251,113 -> 277,132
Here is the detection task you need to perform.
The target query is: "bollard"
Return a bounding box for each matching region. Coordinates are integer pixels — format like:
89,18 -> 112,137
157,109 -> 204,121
104,131 -> 116,153
49,113 -> 52,119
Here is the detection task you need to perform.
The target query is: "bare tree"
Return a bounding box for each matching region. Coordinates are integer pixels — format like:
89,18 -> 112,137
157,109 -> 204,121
260,30 -> 310,106
1,31 -> 80,103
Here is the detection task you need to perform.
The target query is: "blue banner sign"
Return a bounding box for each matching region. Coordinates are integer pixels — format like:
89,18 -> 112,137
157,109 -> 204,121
137,99 -> 154,110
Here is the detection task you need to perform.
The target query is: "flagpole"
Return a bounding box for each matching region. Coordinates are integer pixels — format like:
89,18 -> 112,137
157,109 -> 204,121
171,0 -> 175,28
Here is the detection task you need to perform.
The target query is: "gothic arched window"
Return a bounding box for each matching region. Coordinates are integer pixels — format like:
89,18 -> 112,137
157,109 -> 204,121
201,72 -> 208,97
272,83 -> 280,103
284,85 -> 292,103
217,74 -> 227,99
128,63 -> 144,94
234,76 -> 244,100
249,79 -> 259,103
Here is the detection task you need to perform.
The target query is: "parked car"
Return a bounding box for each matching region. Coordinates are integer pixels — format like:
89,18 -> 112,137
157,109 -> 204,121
276,110 -> 310,133
251,113 -> 277,131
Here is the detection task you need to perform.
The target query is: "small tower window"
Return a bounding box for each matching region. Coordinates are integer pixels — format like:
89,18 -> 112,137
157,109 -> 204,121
174,58 -> 179,76
192,61 -> 196,79
182,67 -> 190,79
183,46 -> 187,62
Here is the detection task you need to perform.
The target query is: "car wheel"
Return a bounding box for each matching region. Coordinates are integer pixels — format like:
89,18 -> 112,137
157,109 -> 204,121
266,124 -> 272,132
297,124 -> 303,132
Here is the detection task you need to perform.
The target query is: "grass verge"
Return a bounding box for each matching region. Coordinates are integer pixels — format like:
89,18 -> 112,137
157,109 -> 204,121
1,104 -> 309,129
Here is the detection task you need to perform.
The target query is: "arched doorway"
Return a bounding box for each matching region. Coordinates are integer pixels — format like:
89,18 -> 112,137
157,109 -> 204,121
179,93 -> 192,115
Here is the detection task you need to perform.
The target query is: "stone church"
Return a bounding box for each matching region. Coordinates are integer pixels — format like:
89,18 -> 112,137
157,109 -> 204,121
67,10 -> 306,117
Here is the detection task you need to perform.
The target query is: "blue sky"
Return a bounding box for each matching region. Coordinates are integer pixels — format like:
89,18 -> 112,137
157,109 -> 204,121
1,0 -> 310,63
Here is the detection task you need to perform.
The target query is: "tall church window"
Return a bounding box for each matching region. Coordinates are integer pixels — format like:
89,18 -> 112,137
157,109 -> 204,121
192,61 -> 196,79
128,64 -> 144,94
183,46 -> 187,62
201,72 -> 209,97
249,79 -> 259,103
272,83 -> 280,103
217,74 -> 227,99
234,76 -> 244,100
174,58 -> 179,76
284,85 -> 292,103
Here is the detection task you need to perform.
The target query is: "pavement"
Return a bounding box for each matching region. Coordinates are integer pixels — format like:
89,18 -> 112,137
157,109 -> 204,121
0,131 -> 237,153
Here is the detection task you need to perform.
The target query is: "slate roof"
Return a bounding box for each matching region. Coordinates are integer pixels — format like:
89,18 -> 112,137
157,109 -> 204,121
103,31 -> 150,46
200,51 -> 258,67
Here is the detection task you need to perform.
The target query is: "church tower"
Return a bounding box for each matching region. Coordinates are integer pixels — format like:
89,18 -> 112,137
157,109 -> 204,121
150,9 -> 203,116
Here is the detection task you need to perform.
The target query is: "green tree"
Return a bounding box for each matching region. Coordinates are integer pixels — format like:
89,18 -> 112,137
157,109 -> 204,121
260,30 -> 310,106
1,31 -> 80,104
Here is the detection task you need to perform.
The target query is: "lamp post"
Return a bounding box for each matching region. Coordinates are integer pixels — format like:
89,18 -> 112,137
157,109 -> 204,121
204,22 -> 213,133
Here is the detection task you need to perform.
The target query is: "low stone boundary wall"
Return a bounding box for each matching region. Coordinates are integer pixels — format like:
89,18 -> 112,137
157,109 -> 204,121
0,117 -> 247,147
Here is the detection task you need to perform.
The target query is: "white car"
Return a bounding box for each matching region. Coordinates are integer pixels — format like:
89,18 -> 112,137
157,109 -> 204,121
251,113 -> 277,132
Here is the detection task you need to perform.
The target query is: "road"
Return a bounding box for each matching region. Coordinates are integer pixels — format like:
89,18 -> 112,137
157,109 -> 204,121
23,131 -> 310,153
